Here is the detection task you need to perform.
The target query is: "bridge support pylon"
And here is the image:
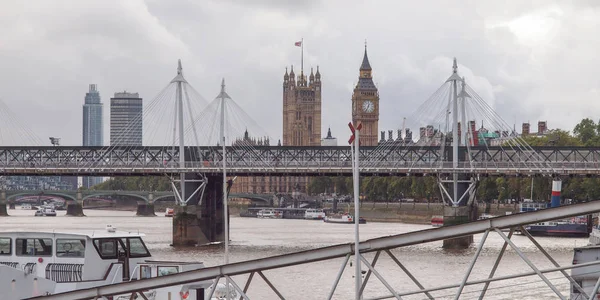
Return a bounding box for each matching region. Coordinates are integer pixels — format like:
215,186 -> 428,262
0,191 -> 8,216
440,174 -> 478,249
66,191 -> 85,217
136,193 -> 156,216
172,174 -> 225,247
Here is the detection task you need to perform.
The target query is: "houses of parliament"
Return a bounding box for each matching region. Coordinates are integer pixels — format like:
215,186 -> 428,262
230,46 -> 380,196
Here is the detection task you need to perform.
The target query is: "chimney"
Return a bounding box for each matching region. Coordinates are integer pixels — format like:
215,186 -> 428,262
538,121 -> 547,135
522,122 -> 530,136
388,130 -> 394,142
419,127 -> 426,138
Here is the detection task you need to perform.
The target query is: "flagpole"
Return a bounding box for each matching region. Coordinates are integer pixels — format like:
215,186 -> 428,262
301,38 -> 304,75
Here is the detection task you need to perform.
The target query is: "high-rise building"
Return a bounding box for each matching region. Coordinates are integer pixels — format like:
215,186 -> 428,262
110,92 -> 143,146
82,84 -> 104,188
351,45 -> 380,146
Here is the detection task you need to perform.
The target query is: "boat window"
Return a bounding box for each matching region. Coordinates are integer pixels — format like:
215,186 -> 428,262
127,237 -> 150,257
157,266 -> 178,276
0,238 -> 11,255
93,239 -> 119,259
140,265 -> 152,279
56,239 -> 86,258
16,238 -> 53,256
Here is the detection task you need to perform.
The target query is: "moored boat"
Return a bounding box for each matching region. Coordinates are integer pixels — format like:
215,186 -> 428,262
0,225 -> 212,299
431,215 -> 443,227
34,206 -> 57,217
304,209 -> 326,220
257,209 -> 282,219
524,216 -> 589,237
324,213 -> 366,224
165,208 -> 174,217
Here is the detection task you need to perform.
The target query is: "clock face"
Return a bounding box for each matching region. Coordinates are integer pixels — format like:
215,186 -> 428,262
362,100 -> 374,113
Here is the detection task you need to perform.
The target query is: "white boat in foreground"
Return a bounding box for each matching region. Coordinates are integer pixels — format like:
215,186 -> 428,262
0,225 -> 213,300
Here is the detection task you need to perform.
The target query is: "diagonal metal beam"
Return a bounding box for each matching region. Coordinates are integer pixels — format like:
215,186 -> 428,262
520,225 -> 588,298
257,271 -> 285,300
205,276 -> 221,300
240,272 -> 254,300
224,275 -> 249,300
328,254 -> 350,300
454,230 -> 489,300
478,228 -> 513,300
360,251 -> 381,296
359,255 -> 402,300
494,228 -> 566,300
384,249 -> 433,300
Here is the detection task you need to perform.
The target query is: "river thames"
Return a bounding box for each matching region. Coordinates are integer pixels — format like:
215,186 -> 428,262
0,209 -> 585,299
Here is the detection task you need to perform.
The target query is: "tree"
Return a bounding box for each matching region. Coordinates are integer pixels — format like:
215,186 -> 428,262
574,118 -> 598,145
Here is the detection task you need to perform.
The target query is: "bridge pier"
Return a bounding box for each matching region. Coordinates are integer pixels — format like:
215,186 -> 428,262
173,174 -> 225,247
0,191 -> 8,216
66,191 -> 85,217
136,193 -> 156,216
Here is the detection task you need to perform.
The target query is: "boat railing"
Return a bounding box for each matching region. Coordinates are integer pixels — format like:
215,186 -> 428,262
0,261 -> 19,269
23,262 -> 36,275
128,265 -> 140,282
111,264 -> 122,284
45,263 -> 84,282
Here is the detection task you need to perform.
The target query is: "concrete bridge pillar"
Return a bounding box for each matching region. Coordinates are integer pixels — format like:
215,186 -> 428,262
442,148 -> 477,249
136,193 -> 156,216
173,174 -> 225,247
66,191 -> 85,216
0,190 -> 8,216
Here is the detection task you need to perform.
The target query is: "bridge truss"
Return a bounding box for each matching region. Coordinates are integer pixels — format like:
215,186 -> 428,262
1,146 -> 600,176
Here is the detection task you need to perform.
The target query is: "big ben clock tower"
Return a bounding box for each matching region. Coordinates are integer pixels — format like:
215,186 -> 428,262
351,44 -> 379,146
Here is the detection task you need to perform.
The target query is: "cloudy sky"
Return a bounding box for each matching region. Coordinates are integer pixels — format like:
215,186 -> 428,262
0,0 -> 598,146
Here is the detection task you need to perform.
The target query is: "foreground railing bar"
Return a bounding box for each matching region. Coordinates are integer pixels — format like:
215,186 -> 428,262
360,251 -> 381,296
365,259 -> 600,300
520,226 -> 588,298
454,230 -> 489,300
224,275 -> 249,300
384,249 -> 434,300
29,201 -> 600,300
494,228 -> 566,300
359,255 -> 402,300
478,228 -> 513,300
257,271 -> 285,300
327,254 -> 351,300
240,272 -> 254,300
205,276 -> 221,300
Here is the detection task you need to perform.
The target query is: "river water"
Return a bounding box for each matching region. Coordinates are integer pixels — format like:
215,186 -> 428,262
0,209 -> 586,299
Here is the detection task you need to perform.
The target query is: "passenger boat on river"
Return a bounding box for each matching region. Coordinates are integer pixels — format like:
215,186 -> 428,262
324,213 -> 366,224
0,225 -> 214,300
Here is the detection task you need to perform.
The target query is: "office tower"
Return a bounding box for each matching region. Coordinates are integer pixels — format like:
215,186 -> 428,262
110,91 -> 143,146
82,84 -> 104,188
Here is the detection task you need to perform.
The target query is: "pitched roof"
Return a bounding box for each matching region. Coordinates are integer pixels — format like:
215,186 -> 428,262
360,47 -> 372,71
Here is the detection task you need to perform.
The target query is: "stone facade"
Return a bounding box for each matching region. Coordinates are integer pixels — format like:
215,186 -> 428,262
351,46 -> 379,146
282,66 -> 322,146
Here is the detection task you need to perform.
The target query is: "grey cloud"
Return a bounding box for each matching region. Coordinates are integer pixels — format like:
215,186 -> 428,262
0,0 -> 597,145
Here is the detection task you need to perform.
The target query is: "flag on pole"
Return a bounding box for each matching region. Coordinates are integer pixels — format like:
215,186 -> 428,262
295,41 -> 302,47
